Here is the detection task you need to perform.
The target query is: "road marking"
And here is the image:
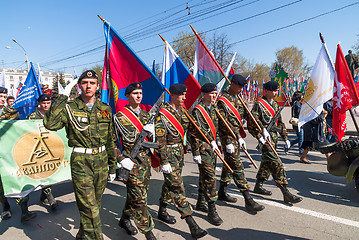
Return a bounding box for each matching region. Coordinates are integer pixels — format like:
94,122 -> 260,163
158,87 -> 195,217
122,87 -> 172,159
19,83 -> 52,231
228,191 -> 359,228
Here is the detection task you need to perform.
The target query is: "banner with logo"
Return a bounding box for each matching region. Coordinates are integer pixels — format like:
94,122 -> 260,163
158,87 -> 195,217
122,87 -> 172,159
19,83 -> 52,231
0,120 -> 72,198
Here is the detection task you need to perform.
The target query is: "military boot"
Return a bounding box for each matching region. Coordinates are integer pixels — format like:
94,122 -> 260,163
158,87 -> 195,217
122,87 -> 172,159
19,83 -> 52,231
41,190 -> 58,210
19,200 -> 37,222
195,194 -> 208,213
253,179 -> 272,195
1,198 -> 12,220
242,190 -> 265,213
119,214 -> 138,235
185,215 -> 208,239
218,183 -> 237,203
75,224 -> 86,240
158,202 -> 176,224
207,201 -> 223,226
145,230 -> 157,240
279,185 -> 303,204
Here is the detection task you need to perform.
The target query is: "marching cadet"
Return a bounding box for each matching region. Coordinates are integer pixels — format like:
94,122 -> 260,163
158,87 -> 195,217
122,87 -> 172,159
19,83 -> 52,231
28,94 -> 58,210
44,70 -> 117,239
113,83 -> 156,240
190,83 -> 223,226
216,74 -> 264,213
155,83 -> 218,239
248,80 -> 302,204
0,87 -> 37,222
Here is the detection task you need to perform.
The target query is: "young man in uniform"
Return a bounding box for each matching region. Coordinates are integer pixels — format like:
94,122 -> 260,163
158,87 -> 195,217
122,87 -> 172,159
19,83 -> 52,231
6,96 -> 15,107
248,80 -> 302,204
155,83 -> 217,239
216,74 -> 264,213
191,83 -> 223,226
28,94 -> 58,210
44,70 -> 117,239
113,83 -> 156,240
0,87 -> 37,222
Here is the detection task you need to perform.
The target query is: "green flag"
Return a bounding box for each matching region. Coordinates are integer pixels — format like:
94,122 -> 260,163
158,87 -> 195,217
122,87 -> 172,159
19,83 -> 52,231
0,120 -> 72,198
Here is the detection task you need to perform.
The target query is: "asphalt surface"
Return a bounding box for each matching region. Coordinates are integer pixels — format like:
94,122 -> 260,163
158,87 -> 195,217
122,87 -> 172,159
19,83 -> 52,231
1,107 -> 359,240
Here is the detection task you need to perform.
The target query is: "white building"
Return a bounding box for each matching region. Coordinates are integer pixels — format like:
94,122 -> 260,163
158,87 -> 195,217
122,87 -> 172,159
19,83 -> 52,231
0,68 -> 74,96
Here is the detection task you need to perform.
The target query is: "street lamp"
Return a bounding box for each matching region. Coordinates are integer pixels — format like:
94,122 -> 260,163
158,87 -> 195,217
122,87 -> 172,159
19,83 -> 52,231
12,39 -> 30,71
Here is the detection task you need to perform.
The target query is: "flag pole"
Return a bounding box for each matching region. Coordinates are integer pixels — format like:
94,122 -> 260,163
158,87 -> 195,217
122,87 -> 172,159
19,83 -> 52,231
190,25 -> 279,157
159,34 -> 233,173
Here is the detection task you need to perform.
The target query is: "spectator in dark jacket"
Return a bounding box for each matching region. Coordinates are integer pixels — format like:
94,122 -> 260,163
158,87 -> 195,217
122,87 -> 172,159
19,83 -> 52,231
285,91 -> 304,156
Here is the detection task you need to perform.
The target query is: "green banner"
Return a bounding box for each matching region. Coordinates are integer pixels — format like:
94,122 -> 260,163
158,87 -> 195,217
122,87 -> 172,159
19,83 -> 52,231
0,120 -> 72,198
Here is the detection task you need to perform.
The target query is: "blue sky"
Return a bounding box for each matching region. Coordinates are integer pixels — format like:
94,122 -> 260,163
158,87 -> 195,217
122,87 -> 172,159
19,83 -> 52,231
0,0 -> 358,75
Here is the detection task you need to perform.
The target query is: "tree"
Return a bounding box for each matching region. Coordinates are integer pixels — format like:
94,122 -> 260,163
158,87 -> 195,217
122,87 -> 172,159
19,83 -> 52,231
207,32 -> 233,69
273,46 -> 310,79
171,31 -> 202,69
51,73 -> 66,98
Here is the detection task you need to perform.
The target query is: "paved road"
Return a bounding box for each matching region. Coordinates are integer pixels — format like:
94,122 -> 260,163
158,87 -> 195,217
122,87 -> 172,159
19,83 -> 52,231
1,107 -> 359,239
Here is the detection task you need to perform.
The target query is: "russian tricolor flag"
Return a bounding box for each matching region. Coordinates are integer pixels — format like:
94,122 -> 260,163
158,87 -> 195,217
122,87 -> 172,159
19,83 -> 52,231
102,20 -> 164,112
161,40 -> 201,109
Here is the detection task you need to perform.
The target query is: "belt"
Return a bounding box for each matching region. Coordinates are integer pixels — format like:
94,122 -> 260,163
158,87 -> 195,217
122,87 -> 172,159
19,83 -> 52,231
166,143 -> 179,148
73,145 -> 106,155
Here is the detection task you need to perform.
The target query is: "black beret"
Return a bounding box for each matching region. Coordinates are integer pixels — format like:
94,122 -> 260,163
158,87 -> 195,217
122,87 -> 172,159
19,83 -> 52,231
125,82 -> 142,95
169,83 -> 187,95
264,81 -> 280,91
38,94 -> 52,102
78,70 -> 98,83
201,83 -> 217,93
0,87 -> 7,94
231,74 -> 247,86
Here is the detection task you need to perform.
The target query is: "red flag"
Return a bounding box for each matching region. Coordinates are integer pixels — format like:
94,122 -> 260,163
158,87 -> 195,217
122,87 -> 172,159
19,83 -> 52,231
333,44 -> 359,141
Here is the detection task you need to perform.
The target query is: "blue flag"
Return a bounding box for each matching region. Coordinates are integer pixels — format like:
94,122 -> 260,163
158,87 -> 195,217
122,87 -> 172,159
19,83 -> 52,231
13,62 -> 42,119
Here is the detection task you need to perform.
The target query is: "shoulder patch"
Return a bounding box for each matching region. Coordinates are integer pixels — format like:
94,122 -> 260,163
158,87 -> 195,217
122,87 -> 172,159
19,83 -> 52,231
156,128 -> 165,136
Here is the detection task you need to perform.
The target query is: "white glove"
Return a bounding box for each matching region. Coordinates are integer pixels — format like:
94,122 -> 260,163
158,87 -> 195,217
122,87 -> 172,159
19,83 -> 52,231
262,128 -> 271,141
143,123 -> 155,135
162,163 -> 172,174
285,140 -> 291,149
210,140 -> 220,153
238,138 -> 247,150
193,155 -> 202,164
225,144 -> 235,154
121,158 -> 134,171
259,137 -> 266,145
108,173 -> 116,182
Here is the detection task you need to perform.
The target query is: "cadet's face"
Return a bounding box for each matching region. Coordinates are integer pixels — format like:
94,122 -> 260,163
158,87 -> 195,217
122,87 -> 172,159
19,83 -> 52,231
203,91 -> 217,104
266,89 -> 279,98
127,89 -> 143,105
7,99 -> 14,107
0,93 -> 7,106
230,83 -> 244,94
172,92 -> 186,106
80,78 -> 99,98
39,100 -> 52,112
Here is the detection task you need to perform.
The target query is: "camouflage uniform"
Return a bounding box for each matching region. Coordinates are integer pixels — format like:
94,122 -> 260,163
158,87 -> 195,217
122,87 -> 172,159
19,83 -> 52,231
190,101 -> 218,203
217,91 -> 250,191
155,103 -> 212,218
114,106 -> 154,234
44,95 -> 116,240
248,96 -> 288,186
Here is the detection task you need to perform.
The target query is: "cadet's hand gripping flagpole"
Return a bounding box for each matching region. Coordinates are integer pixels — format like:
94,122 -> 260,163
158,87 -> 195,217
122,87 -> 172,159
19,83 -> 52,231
214,107 -> 257,169
190,25 -> 279,157
158,34 -> 233,173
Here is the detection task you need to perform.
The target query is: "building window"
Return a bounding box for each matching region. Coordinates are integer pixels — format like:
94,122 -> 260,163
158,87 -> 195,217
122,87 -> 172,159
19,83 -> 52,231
19,76 -> 23,81
10,84 -> 14,88
10,76 -> 13,80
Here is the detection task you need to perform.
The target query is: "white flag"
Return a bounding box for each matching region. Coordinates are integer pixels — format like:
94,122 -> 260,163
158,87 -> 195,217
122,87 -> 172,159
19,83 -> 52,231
216,52 -> 237,98
37,63 -> 43,84
298,44 -> 335,128
58,81 -> 65,95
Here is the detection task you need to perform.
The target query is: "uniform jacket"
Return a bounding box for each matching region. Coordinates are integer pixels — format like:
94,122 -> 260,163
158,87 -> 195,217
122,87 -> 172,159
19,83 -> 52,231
43,95 -> 116,174
0,106 -> 19,120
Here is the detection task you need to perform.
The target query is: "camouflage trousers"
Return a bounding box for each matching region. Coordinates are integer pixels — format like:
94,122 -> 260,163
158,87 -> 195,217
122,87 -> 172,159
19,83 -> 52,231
198,150 -> 218,203
71,150 -> 108,240
256,144 -> 288,186
160,145 -> 193,218
220,140 -> 250,191
123,156 -> 154,234
0,175 -> 29,207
